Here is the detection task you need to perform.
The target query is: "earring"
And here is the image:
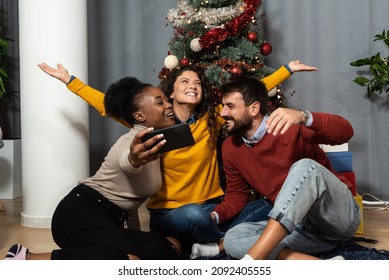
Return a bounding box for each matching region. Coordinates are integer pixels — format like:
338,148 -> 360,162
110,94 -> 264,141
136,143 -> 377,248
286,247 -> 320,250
134,113 -> 145,123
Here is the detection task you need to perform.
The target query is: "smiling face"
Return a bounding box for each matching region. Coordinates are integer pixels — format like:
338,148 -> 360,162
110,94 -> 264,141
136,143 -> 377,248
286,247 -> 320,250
135,86 -> 175,129
170,70 -> 203,107
220,91 -> 254,135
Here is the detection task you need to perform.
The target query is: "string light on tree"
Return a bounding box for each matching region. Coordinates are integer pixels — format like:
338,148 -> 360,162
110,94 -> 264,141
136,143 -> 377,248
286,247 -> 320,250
230,66 -> 243,76
247,31 -> 257,42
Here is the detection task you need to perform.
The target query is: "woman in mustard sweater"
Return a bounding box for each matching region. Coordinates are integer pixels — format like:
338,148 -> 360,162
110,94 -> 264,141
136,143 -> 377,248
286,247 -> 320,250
38,61 -> 317,258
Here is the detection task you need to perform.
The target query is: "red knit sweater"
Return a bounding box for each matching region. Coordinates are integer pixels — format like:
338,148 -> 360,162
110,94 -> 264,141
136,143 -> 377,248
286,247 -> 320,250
214,112 -> 354,223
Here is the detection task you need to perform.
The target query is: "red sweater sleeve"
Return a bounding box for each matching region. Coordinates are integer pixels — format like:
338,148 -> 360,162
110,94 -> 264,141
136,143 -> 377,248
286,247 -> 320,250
306,112 -> 354,144
213,139 -> 252,223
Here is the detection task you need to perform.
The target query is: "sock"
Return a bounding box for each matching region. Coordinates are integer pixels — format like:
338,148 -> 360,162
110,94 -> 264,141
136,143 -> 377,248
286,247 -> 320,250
241,254 -> 254,260
190,243 -> 219,259
326,255 -> 345,260
4,244 -> 28,260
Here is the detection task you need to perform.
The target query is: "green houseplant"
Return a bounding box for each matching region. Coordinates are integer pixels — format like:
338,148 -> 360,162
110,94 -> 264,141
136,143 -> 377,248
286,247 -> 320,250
0,25 -> 9,99
0,3 -> 10,137
0,1 -> 9,99
350,30 -> 389,97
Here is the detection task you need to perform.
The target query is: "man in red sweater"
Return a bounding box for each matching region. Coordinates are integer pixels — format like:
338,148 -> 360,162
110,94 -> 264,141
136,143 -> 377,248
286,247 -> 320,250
215,76 -> 361,260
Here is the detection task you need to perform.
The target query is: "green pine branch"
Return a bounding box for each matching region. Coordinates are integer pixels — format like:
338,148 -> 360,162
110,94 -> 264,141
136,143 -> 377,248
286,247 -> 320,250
220,38 -> 259,61
204,64 -> 231,87
236,38 -> 260,60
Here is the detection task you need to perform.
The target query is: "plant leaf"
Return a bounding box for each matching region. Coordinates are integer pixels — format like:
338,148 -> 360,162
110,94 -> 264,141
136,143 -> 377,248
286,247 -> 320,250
353,77 -> 370,86
350,58 -> 373,66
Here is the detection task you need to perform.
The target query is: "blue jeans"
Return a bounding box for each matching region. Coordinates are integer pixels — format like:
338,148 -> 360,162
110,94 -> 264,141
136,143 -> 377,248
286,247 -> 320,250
149,197 -> 273,251
224,159 -> 361,259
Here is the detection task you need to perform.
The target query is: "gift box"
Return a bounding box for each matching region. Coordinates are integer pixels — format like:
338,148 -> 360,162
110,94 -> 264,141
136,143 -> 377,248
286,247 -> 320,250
353,193 -> 364,235
326,151 -> 353,172
320,143 -> 348,152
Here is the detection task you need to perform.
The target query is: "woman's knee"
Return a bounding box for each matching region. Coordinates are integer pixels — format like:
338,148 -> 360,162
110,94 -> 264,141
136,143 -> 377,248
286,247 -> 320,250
178,204 -> 210,224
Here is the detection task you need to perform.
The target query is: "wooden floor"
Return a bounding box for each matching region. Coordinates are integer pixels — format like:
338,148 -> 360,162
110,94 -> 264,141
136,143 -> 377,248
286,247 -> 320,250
0,197 -> 388,258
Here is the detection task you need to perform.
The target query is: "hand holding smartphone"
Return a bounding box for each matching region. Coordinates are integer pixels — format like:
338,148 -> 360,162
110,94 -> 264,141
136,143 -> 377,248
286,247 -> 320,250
141,123 -> 195,154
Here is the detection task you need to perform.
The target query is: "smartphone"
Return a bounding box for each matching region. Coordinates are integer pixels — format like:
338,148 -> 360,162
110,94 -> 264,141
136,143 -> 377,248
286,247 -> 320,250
141,123 -> 195,154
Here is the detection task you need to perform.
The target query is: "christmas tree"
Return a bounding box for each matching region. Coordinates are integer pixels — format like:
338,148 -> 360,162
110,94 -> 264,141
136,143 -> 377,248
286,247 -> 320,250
159,0 -> 285,111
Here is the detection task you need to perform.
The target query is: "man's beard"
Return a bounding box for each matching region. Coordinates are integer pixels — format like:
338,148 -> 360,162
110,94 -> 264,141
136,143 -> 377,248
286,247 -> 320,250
224,112 -> 253,135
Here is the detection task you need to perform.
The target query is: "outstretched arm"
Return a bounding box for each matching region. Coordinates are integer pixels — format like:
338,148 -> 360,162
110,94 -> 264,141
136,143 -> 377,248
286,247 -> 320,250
37,62 -> 132,127
37,63 -> 72,84
261,60 -> 317,92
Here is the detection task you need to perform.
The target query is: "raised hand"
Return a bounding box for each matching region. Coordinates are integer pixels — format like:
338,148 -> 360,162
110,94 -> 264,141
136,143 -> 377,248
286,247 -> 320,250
266,108 -> 306,136
37,63 -> 72,84
288,60 -> 318,73
128,127 -> 166,167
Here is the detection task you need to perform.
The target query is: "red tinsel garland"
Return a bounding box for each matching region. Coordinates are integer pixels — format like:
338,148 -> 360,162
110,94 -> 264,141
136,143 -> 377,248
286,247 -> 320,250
199,0 -> 261,49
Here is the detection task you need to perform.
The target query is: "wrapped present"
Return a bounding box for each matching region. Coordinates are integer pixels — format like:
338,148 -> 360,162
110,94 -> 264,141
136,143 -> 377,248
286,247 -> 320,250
326,151 -> 353,172
353,193 -> 364,235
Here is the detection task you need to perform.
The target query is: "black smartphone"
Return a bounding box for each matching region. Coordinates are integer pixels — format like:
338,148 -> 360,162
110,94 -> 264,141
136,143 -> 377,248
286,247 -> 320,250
141,123 -> 195,154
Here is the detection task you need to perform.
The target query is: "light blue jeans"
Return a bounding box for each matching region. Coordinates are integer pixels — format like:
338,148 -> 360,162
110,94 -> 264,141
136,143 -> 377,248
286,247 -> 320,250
224,158 -> 361,259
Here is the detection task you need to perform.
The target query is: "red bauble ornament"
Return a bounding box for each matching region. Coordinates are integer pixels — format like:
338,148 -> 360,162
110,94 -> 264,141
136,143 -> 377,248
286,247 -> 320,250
260,41 -> 272,56
180,57 -> 190,67
230,66 -> 242,76
247,31 -> 257,42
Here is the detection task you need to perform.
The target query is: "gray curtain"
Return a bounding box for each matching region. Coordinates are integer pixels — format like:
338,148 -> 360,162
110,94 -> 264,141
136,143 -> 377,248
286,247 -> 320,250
86,0 -> 177,173
4,1 -> 388,199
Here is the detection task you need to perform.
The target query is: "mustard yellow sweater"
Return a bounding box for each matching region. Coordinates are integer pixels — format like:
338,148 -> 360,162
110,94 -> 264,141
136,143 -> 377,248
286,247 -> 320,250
148,112 -> 226,209
67,66 -> 291,209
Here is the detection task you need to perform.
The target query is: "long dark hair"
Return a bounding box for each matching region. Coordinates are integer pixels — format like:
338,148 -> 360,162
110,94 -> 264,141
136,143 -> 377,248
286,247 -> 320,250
159,65 -> 219,148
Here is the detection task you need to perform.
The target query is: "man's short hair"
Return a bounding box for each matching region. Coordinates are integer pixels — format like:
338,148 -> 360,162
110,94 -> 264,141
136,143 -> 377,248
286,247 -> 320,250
221,76 -> 269,115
